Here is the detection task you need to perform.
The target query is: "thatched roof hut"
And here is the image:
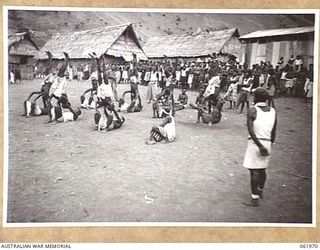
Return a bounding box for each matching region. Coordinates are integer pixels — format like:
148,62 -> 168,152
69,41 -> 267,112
36,23 -> 148,62
144,28 -> 241,59
8,32 -> 40,80
9,32 -> 39,57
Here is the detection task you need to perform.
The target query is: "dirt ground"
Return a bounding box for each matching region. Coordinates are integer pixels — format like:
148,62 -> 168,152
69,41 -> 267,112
6,79 -> 313,224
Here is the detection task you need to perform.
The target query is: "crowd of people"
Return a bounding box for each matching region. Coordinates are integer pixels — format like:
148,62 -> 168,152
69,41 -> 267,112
49,53 -> 313,103
31,52 -> 314,106
24,52 -> 314,136
22,50 -> 315,207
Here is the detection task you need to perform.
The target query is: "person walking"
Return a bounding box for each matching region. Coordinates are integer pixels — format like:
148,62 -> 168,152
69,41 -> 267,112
243,87 -> 277,206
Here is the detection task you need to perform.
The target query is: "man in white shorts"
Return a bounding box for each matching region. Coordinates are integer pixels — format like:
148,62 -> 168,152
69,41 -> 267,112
49,52 -> 69,102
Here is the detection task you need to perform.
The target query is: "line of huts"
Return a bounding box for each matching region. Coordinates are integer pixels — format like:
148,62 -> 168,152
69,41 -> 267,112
8,23 -> 315,80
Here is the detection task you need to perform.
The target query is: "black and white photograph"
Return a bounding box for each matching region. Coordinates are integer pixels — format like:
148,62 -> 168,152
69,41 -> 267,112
4,7 -> 318,226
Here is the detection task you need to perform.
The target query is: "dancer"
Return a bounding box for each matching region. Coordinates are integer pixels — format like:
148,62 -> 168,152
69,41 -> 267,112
26,51 -> 54,108
197,95 -> 223,125
118,88 -> 143,113
94,106 -> 125,131
23,98 -> 49,117
49,52 -> 70,103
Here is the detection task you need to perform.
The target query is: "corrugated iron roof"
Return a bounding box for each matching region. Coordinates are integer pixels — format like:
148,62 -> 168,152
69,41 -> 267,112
239,26 -> 314,40
35,23 -> 147,60
144,28 -> 240,58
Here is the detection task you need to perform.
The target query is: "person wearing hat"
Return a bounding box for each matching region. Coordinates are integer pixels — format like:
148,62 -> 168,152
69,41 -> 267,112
243,87 -> 277,206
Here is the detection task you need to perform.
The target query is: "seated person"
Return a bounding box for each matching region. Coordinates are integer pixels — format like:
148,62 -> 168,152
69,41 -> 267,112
175,87 -> 188,110
94,106 -> 125,131
146,107 -> 176,145
198,95 -> 223,126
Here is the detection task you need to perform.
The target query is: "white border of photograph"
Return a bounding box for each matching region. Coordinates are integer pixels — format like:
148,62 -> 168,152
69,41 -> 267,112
2,6 -> 319,228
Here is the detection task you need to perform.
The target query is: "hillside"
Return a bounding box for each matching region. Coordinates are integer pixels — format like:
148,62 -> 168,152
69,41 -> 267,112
8,10 -> 315,49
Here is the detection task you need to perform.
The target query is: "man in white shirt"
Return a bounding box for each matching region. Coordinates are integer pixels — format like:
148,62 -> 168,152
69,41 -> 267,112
91,52 -> 123,131
243,87 -> 277,206
146,107 -> 175,145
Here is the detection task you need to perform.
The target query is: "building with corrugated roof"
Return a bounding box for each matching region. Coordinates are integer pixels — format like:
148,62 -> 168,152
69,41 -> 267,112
239,26 -> 314,69
143,28 -> 241,61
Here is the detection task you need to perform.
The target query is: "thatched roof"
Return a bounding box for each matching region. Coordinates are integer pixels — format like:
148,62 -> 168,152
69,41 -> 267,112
144,28 -> 240,58
9,32 -> 39,56
239,26 -> 314,40
35,23 -> 147,61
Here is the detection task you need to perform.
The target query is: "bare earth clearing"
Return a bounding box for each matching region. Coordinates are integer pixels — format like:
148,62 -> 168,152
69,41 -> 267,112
7,79 -> 313,224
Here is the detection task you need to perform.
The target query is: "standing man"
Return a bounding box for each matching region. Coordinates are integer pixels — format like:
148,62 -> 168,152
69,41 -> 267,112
243,87 -> 277,206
